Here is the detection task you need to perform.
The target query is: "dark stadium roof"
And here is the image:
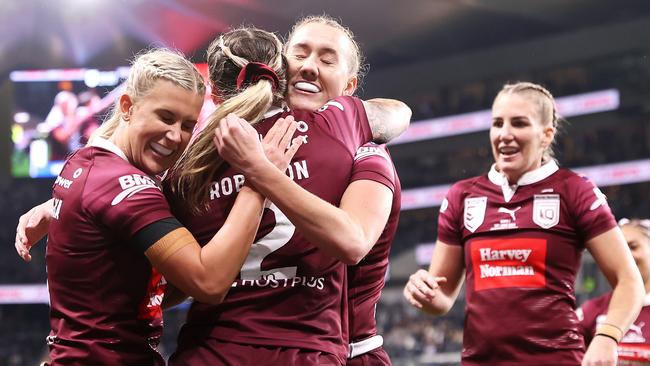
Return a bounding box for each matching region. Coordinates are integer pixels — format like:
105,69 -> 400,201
2,0 -> 650,77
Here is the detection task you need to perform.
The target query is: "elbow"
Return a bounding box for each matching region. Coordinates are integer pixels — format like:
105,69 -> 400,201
338,239 -> 371,265
394,101 -> 412,136
341,254 -> 363,266
187,278 -> 230,305
191,288 -> 227,305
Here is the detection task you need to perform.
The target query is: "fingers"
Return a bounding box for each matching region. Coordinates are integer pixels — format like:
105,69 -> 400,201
264,116 -> 295,147
263,117 -> 283,144
283,136 -> 305,162
277,117 -> 297,150
15,232 -> 32,262
403,270 -> 445,309
403,282 -> 424,309
213,125 -> 225,151
15,209 -> 35,262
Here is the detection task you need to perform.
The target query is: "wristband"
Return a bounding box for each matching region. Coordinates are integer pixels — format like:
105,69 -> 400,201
594,333 -> 619,344
595,323 -> 623,343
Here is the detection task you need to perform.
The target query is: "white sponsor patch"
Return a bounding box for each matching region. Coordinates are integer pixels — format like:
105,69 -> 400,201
533,194 -> 560,229
589,187 -> 608,211
111,174 -> 159,206
464,196 -> 487,232
318,100 -> 345,112
354,145 -> 389,162
440,198 -> 449,213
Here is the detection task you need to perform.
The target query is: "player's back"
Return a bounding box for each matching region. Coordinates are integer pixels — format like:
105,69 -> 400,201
170,96 -> 373,363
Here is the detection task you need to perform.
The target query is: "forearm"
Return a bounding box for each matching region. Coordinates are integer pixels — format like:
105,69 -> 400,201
197,186 -> 265,299
419,292 -> 456,316
153,187 -> 265,304
602,272 -> 644,335
246,161 -> 371,264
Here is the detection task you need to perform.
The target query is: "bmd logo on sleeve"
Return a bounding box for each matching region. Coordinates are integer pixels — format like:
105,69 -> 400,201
111,174 -> 160,206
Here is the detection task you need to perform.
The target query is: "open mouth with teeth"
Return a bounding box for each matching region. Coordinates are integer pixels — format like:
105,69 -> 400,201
150,142 -> 174,157
293,81 -> 321,93
498,146 -> 520,157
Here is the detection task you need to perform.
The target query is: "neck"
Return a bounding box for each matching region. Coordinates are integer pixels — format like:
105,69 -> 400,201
109,126 -> 131,162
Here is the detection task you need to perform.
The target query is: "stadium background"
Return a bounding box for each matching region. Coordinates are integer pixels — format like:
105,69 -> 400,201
1,1 -> 649,365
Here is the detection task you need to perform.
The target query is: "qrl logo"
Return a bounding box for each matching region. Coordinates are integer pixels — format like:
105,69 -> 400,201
111,174 -> 159,206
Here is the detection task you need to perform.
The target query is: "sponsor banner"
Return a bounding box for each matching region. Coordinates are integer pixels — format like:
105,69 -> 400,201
618,343 -> 650,363
0,284 -> 49,304
470,238 -> 547,291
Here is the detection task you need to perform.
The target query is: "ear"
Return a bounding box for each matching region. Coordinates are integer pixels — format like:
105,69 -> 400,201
541,125 -> 556,148
119,94 -> 133,121
342,75 -> 358,96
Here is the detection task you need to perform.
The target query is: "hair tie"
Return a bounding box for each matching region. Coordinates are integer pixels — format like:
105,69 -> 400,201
236,62 -> 280,92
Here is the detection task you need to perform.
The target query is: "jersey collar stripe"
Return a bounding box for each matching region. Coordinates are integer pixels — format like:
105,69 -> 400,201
90,137 -> 129,162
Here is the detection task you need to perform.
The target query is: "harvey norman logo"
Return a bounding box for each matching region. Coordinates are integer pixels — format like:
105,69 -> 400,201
111,174 -> 160,206
471,238 -> 547,291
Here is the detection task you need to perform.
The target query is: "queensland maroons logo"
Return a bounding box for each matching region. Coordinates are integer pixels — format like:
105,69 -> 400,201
533,194 -> 560,229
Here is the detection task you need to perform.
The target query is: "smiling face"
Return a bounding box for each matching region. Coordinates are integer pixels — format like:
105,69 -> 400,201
490,93 -> 555,183
116,79 -> 203,176
285,22 -> 357,111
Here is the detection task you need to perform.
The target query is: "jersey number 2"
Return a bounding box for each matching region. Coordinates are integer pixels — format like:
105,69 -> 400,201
240,203 -> 297,280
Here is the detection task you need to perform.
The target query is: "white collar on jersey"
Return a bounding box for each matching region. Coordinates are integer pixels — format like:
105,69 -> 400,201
488,160 -> 559,202
89,137 -> 129,162
264,106 -> 285,119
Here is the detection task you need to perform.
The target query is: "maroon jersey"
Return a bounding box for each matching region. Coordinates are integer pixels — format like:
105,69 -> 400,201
46,138 -> 173,365
347,144 -> 400,346
579,293 -> 650,365
438,161 -> 617,366
169,96 -> 372,364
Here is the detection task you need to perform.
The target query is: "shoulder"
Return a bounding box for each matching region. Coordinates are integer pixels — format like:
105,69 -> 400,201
554,168 -> 596,189
317,96 -> 363,113
449,175 -> 487,195
354,143 -> 391,162
441,175 -> 487,211
83,148 -> 162,205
